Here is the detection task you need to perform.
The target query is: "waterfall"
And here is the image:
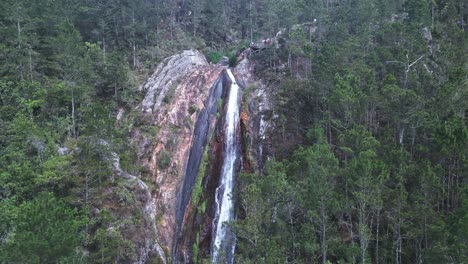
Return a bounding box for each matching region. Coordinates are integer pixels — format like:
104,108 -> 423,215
212,69 -> 240,263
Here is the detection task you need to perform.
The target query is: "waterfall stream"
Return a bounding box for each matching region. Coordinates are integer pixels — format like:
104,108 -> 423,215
212,69 -> 240,263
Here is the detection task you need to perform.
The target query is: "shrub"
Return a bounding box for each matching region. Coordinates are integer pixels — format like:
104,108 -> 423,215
163,83 -> 178,104
158,150 -> 171,170
228,53 -> 237,67
188,105 -> 197,115
207,52 -> 222,64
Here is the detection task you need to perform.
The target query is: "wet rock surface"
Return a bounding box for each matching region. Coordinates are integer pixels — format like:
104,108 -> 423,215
133,50 -> 226,262
131,49 -> 275,263
170,58 -> 276,263
236,58 -> 273,174
172,74 -> 225,262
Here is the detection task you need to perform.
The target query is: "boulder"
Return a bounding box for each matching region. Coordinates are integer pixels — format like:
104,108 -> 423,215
219,56 -> 229,66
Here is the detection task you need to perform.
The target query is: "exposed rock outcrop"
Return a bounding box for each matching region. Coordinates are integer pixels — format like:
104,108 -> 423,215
236,58 -> 274,174
170,56 -> 277,263
172,72 -> 225,263
219,56 -> 230,66
422,27 -> 438,56
134,50 -> 227,262
139,50 -> 208,115
131,48 -> 277,263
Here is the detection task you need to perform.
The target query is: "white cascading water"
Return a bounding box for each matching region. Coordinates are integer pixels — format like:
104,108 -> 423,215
212,69 -> 240,263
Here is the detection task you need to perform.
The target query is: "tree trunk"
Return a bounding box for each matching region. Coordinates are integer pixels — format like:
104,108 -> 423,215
395,203 -> 402,264
103,36 -> 106,63
320,199 -> 327,264
376,209 -> 380,264
71,87 -> 76,138
359,201 -> 367,264
133,42 -> 136,69
28,46 -> 33,81
288,202 -> 296,260
249,0 -> 253,43
431,5 -> 435,29
17,19 -> 24,81
398,126 -> 405,145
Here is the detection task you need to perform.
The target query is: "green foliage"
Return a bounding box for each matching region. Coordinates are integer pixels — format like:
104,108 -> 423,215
90,226 -> 137,263
35,155 -> 71,186
404,0 -> 431,25
193,232 -> 200,263
0,193 -> 87,263
207,52 -> 223,64
158,150 -> 171,170
228,53 -> 237,67
192,147 -> 209,207
233,160 -> 290,262
206,50 -> 237,67
233,0 -> 467,263
141,125 -> 160,137
189,105 -> 198,115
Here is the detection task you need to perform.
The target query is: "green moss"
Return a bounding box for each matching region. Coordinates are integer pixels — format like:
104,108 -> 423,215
192,147 -> 209,206
184,116 -> 193,127
132,208 -> 142,225
200,201 -> 207,214
192,232 -> 200,263
242,128 -> 249,156
156,213 -> 164,226
217,98 -> 223,112
243,84 -> 256,104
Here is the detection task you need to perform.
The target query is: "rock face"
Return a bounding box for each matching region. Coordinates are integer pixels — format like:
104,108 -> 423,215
134,50 -> 226,262
132,49 -> 275,263
236,58 -> 273,173
173,72 -> 233,263
219,56 -> 229,66
139,50 -> 208,115
422,27 -> 438,55
172,72 -> 225,262
173,57 -> 275,263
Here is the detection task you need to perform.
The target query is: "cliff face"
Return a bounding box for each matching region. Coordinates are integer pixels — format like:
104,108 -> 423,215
134,50 -> 226,262
236,58 -> 273,174
133,50 -> 274,263
139,50 -> 209,115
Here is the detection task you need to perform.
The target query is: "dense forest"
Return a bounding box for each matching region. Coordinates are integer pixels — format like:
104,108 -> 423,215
0,0 -> 466,263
